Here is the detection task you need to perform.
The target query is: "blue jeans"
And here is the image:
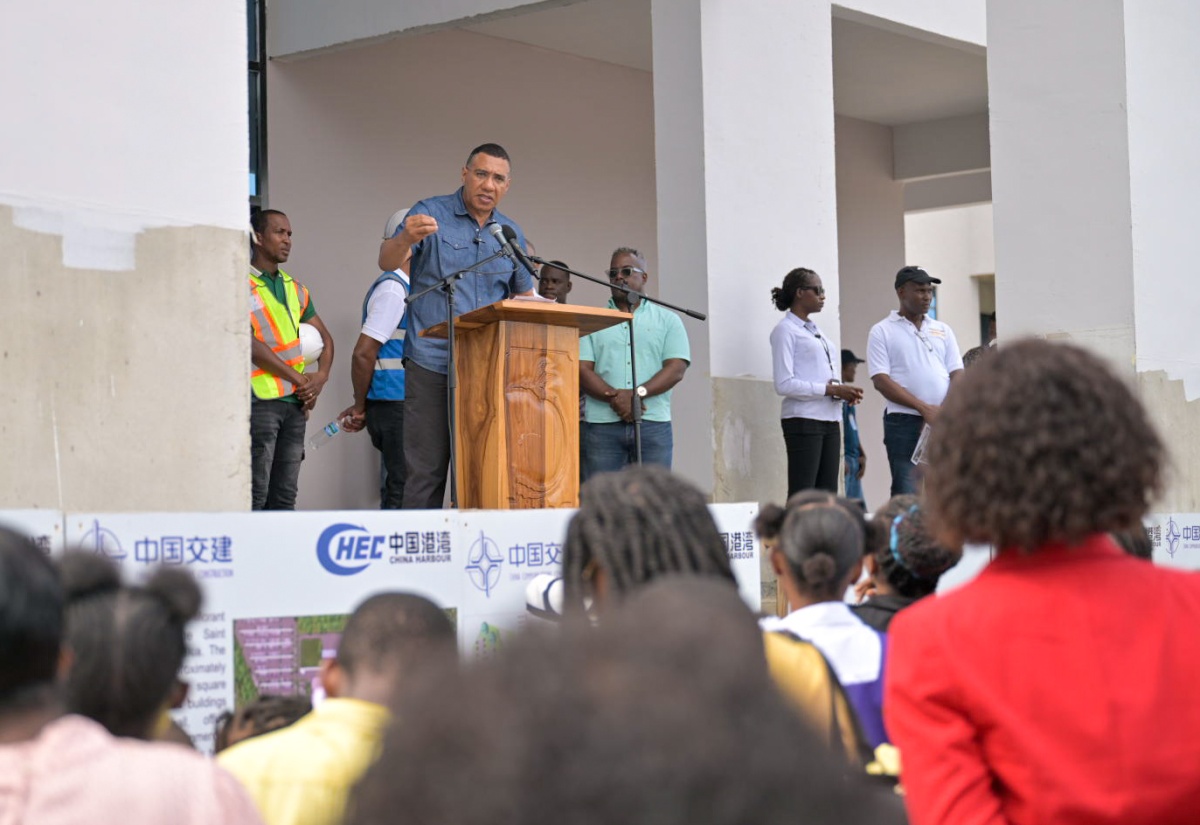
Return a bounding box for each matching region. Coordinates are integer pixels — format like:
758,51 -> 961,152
845,453 -> 864,503
883,412 -> 923,496
250,399 -> 307,510
582,421 -> 673,481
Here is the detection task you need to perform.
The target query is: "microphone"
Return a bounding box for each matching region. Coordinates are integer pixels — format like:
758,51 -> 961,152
486,222 -> 527,272
486,221 -> 510,252
494,224 -> 539,279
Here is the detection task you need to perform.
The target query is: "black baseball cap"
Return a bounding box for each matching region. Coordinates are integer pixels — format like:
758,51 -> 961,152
895,266 -> 941,289
841,349 -> 865,366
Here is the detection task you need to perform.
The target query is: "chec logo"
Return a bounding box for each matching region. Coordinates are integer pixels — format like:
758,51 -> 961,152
465,531 -> 503,597
317,523 -> 385,576
1165,517 -> 1181,558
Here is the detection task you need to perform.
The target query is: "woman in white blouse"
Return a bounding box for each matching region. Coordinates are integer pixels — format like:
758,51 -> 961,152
769,268 -> 863,495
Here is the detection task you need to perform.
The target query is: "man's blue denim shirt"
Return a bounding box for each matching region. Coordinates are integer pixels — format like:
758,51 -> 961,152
404,187 -> 531,374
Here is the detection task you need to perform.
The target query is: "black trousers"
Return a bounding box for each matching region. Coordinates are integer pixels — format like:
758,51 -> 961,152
781,417 -> 841,497
401,361 -> 450,509
366,399 -> 405,509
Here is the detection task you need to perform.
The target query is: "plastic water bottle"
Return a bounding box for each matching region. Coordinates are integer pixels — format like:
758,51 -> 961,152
306,418 -> 344,452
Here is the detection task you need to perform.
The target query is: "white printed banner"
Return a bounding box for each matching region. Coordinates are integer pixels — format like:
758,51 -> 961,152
1144,513 -> 1200,569
53,504 -> 761,752
0,509 -> 65,552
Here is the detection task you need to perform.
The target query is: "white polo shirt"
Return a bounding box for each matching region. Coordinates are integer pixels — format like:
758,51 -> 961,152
867,310 -> 963,415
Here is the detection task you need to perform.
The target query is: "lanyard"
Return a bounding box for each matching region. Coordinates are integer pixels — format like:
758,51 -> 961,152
805,321 -> 835,379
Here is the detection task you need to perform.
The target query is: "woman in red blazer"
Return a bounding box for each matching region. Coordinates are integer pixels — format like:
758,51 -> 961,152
885,339 -> 1200,825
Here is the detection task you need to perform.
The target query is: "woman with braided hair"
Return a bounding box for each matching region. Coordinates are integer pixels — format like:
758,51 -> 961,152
565,472 -> 872,767
561,465 -> 738,614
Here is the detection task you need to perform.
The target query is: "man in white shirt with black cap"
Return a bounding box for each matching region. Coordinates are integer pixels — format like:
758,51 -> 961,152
866,266 -> 964,495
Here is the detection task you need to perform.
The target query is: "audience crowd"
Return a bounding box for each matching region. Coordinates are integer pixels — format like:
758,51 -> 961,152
3,338 -> 1199,825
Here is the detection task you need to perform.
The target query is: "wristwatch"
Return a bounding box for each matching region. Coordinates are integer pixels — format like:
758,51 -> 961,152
635,385 -> 648,398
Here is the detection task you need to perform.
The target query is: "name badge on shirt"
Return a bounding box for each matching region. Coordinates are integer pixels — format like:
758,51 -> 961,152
928,328 -> 946,339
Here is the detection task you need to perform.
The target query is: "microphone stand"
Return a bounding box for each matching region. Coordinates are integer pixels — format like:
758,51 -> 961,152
407,248 -> 511,509
527,254 -> 706,466
627,292 -> 642,463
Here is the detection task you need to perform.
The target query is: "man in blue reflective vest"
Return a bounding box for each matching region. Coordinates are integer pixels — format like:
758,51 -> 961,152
341,219 -> 411,508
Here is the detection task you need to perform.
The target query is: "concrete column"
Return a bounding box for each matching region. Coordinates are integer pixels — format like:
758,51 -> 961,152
835,116 -> 907,510
0,1 -> 250,511
652,0 -> 840,504
988,0 -> 1200,509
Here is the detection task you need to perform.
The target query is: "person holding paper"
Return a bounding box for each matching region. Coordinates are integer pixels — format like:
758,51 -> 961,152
866,266 -> 963,495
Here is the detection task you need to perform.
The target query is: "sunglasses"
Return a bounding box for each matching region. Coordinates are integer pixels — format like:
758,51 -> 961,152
799,286 -> 825,296
606,266 -> 646,281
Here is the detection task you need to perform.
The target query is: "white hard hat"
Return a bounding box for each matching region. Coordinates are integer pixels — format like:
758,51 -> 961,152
524,574 -> 564,622
383,208 -> 410,240
299,322 -> 324,366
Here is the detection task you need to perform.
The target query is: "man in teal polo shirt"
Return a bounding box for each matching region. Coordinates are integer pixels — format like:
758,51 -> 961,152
579,248 -> 690,480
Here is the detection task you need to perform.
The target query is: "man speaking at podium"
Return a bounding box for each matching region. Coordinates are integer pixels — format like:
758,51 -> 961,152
378,143 -> 535,509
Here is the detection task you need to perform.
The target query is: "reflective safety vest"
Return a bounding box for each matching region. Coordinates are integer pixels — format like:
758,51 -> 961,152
365,271 -> 408,401
249,270 -> 310,400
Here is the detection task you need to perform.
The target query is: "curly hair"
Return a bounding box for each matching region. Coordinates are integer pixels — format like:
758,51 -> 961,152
866,497 -> 961,598
925,339 -> 1164,550
214,694 -> 312,753
961,345 -> 992,369
771,268 -> 819,312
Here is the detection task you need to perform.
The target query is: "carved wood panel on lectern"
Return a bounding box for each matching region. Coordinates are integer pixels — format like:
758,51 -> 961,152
504,324 -> 577,508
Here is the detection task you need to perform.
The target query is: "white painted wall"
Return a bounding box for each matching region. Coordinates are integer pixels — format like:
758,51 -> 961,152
835,116 -> 907,510
986,0 -> 1200,509
835,0 -> 986,47
987,0 -> 1135,360
0,0 -> 250,511
272,0 -> 987,72
0,0 -> 247,248
893,113 -> 989,180
905,203 -> 995,353
699,0 -> 841,382
1124,0 -> 1200,400
267,28 -> 657,509
652,0 -> 841,498
269,0 -> 548,57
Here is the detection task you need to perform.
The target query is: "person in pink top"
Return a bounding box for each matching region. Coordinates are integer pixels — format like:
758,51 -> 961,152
0,526 -> 263,825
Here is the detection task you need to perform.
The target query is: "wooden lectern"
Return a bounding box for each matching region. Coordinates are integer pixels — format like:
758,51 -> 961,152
424,300 -> 630,509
